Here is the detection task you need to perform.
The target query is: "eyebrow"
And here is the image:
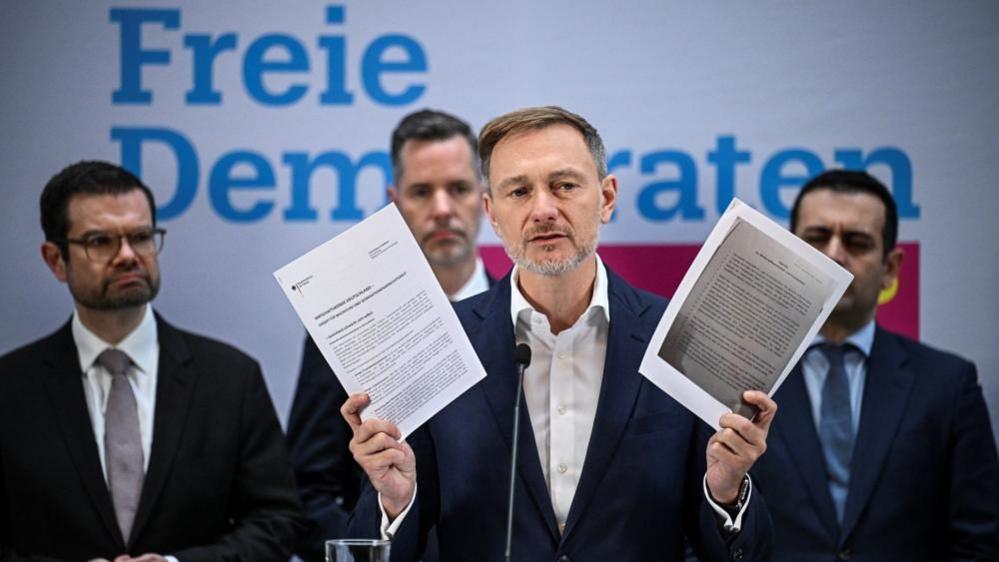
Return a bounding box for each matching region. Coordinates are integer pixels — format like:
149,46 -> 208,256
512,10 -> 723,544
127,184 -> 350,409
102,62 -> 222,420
495,174 -> 530,192
801,226 -> 876,238
494,168 -> 587,192
547,168 -> 586,183
76,226 -> 154,238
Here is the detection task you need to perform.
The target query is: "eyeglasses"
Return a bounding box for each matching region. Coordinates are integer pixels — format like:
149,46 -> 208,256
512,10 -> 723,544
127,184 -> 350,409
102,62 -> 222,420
60,228 -> 166,263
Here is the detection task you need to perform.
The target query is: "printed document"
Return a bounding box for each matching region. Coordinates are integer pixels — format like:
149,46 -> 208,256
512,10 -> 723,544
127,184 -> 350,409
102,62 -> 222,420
640,198 -> 853,428
274,205 -> 487,437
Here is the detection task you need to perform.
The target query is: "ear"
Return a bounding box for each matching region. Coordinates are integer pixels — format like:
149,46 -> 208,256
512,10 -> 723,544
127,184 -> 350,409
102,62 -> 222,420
881,246 -> 904,291
387,186 -> 398,204
482,190 -> 499,231
41,241 -> 68,283
599,174 -> 618,223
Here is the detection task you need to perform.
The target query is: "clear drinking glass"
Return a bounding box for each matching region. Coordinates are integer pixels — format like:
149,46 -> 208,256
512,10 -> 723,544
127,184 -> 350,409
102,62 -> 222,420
325,538 -> 391,562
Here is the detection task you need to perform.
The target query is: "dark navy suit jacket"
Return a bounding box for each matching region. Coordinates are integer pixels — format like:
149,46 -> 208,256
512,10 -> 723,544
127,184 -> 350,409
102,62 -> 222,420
349,268 -> 772,562
751,326 -> 999,561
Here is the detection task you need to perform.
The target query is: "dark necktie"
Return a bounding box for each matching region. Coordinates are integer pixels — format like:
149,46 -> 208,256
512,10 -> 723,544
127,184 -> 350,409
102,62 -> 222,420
818,343 -> 854,525
97,348 -> 144,543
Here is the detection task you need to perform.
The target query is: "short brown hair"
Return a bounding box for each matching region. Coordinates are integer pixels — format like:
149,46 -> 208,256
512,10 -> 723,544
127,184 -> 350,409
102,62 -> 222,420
478,106 -> 607,189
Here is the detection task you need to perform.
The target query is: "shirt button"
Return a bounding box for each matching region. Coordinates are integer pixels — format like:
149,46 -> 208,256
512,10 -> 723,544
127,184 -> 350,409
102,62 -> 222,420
557,352 -> 567,361
557,463 -> 567,474
557,405 -> 567,415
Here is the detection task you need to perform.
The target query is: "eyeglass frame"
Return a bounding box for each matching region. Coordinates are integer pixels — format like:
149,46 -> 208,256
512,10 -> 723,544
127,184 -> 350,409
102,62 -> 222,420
57,227 -> 167,264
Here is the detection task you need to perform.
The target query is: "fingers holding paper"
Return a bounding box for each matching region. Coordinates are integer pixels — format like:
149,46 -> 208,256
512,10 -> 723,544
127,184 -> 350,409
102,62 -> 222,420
341,393 -> 417,519
705,390 -> 777,504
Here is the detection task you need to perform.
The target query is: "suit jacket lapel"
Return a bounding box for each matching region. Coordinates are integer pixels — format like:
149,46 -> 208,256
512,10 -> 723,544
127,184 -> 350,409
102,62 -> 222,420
561,270 -> 648,543
40,321 -> 124,549
773,364 -> 840,540
129,315 -> 197,545
839,327 -> 913,544
474,278 -> 560,542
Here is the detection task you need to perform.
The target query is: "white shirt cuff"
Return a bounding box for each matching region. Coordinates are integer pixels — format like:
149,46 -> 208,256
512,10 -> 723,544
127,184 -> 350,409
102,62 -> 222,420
165,556 -> 179,562
378,484 -> 418,540
702,474 -> 752,533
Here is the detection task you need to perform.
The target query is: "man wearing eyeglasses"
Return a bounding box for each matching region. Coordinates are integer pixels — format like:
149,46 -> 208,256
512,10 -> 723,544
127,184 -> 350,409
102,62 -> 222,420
0,161 -> 304,561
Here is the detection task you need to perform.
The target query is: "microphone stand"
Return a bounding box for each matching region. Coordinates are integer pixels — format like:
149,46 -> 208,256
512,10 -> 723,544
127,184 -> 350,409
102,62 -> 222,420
505,344 -> 532,562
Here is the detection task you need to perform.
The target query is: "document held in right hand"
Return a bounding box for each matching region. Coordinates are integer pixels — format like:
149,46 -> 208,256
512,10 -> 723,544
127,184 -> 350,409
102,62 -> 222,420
640,198 -> 853,428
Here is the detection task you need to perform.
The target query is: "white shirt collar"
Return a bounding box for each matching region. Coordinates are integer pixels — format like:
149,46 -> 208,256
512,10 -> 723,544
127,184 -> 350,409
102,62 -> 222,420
72,304 -> 159,376
509,253 -> 611,328
450,257 -> 491,302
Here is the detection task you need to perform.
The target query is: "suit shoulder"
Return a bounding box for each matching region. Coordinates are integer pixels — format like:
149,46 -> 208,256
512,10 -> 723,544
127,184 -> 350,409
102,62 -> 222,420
0,326 -> 67,372
887,330 -> 975,373
163,321 -> 261,372
607,272 -> 669,320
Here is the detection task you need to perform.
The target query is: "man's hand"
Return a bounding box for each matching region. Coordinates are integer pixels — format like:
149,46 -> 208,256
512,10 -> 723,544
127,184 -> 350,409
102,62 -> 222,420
706,390 -> 777,504
341,393 -> 417,520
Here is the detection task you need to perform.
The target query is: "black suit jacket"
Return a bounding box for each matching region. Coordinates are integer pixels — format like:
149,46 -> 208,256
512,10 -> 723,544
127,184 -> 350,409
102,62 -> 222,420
349,269 -> 771,562
752,326 -> 999,561
286,270 -> 496,562
0,314 -> 304,561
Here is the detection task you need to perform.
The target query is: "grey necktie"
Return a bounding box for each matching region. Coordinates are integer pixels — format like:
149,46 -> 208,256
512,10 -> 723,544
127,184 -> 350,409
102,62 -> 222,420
818,343 -> 855,525
97,348 -> 144,543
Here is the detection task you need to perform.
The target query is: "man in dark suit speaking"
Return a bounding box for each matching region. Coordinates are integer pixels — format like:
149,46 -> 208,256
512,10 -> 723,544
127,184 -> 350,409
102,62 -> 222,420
0,161 -> 303,561
342,106 -> 778,562
751,170 -> 999,560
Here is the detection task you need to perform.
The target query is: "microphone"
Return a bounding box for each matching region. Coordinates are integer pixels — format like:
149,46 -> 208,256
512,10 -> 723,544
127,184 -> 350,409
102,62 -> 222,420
505,343 -> 532,562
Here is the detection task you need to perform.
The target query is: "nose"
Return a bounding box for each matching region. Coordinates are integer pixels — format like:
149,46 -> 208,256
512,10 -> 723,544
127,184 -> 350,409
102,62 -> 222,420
430,189 -> 455,221
823,235 -> 847,265
529,190 -> 558,223
111,235 -> 140,265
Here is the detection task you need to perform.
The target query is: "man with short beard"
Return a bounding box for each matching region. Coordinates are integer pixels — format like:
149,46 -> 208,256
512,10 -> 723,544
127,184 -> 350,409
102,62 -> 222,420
286,109 -> 492,562
341,106 -> 778,562
0,161 -> 304,561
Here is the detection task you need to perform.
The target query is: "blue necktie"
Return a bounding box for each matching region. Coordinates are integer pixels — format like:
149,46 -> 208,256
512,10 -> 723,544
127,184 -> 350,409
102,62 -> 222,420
818,343 -> 854,525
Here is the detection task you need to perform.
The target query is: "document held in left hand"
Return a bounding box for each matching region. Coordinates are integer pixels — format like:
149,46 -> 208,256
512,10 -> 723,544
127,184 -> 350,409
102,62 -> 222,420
274,204 -> 486,438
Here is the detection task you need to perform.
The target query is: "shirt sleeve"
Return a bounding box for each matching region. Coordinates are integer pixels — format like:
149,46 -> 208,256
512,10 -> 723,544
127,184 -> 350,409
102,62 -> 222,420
702,474 -> 752,533
378,484 -> 418,540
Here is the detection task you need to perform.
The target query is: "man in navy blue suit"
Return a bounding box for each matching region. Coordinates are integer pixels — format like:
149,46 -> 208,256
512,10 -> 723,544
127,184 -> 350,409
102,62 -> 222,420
341,106 -> 777,562
287,109 -> 493,562
751,170 -> 999,561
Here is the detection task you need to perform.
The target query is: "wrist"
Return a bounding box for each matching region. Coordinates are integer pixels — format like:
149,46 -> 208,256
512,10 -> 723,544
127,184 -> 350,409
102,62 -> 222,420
382,491 -> 413,521
713,475 -> 750,512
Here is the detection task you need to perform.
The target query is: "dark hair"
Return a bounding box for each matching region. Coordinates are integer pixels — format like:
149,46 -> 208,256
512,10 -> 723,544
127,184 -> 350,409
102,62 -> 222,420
40,160 -> 156,256
790,169 -> 898,258
478,105 -> 607,190
390,109 -> 479,185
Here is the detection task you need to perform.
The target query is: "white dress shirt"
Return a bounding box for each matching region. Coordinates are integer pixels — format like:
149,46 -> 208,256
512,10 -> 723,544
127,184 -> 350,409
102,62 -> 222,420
73,304 -> 159,479
511,256 -> 609,531
449,257 -> 491,302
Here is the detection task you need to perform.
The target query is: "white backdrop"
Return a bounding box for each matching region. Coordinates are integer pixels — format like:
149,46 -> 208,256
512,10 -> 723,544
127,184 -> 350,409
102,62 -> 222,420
1,1 -> 997,442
